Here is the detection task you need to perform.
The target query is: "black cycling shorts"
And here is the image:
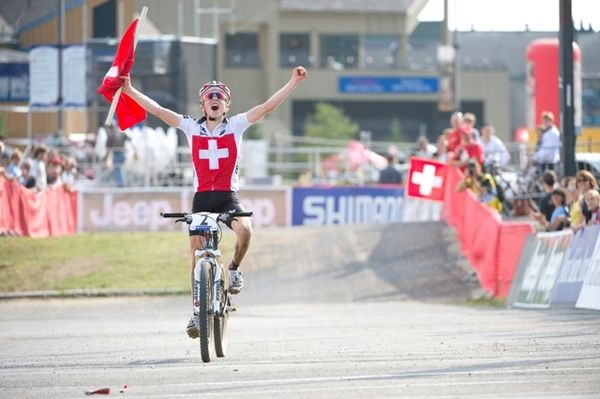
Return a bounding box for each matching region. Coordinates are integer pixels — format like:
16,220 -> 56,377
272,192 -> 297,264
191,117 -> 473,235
189,191 -> 245,235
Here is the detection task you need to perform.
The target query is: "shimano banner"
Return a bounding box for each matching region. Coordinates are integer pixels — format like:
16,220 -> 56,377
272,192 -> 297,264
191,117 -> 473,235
291,186 -> 404,226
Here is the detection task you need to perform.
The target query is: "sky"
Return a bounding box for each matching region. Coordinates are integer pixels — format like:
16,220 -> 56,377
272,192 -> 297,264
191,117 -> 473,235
418,0 -> 600,31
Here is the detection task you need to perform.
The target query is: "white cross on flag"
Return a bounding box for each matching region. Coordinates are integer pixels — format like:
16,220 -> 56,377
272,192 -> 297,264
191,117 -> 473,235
407,157 -> 448,201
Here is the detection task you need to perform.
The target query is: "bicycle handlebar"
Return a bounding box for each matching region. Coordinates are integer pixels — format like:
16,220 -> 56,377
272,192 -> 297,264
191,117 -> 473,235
160,211 -> 253,220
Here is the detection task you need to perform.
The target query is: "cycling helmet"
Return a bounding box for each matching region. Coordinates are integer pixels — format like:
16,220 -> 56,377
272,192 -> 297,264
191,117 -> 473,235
198,81 -> 231,103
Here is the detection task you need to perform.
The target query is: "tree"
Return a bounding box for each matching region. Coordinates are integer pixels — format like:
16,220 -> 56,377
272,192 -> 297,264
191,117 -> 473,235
304,102 -> 359,140
389,117 -> 406,142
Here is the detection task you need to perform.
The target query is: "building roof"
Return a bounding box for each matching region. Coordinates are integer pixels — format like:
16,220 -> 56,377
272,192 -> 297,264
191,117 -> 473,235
410,22 -> 600,78
279,0 -> 417,14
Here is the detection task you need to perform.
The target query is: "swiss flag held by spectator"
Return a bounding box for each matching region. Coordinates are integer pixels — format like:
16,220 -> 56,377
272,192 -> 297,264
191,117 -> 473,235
407,157 -> 448,201
97,18 -> 146,130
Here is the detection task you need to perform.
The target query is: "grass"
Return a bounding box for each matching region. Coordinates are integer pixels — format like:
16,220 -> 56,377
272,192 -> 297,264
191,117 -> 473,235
0,231 -> 236,293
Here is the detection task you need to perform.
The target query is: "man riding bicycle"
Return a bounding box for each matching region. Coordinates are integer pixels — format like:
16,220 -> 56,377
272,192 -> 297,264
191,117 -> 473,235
120,66 -> 308,338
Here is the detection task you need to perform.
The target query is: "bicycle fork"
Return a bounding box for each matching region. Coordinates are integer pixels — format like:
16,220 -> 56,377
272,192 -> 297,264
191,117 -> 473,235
192,251 -> 224,317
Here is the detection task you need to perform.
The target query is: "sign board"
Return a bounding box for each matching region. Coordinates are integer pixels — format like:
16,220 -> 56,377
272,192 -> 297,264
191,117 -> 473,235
291,186 -> 404,226
77,187 -> 289,232
339,76 -> 438,94
512,231 -> 572,309
576,226 -> 600,310
551,226 -> 600,307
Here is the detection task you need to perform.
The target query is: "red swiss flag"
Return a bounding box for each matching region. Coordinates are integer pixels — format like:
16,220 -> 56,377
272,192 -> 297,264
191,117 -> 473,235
97,18 -> 147,130
406,157 -> 448,201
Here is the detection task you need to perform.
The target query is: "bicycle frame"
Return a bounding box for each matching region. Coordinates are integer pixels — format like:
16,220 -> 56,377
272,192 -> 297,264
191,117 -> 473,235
190,213 -> 225,318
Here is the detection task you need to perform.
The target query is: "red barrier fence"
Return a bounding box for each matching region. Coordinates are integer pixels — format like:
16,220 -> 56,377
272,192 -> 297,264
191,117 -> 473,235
441,167 -> 535,297
0,178 -> 77,238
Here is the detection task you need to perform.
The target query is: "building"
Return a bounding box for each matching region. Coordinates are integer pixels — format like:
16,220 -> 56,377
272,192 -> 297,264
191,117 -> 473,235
0,0 -> 598,147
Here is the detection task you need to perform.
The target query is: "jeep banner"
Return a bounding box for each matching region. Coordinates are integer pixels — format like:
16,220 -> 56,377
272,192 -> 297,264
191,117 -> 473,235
77,187 -> 289,232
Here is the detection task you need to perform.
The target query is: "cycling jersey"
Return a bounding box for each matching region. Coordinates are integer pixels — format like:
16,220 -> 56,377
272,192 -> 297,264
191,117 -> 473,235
179,113 -> 252,192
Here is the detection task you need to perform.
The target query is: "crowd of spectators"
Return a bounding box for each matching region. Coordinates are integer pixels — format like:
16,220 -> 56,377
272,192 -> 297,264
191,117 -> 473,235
0,135 -> 79,192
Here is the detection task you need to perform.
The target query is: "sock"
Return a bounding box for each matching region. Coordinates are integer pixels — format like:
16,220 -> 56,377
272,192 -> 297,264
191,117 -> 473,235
229,261 -> 239,270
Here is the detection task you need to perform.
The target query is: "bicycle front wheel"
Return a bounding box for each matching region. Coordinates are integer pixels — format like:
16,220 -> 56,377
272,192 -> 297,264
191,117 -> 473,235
198,260 -> 214,363
214,265 -> 229,358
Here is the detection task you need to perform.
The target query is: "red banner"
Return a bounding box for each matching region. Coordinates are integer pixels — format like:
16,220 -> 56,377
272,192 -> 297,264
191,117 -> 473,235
0,178 -> 77,238
442,167 -> 534,297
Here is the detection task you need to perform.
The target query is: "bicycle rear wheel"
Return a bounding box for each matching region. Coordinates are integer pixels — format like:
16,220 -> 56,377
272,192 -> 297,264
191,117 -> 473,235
214,265 -> 229,358
198,260 -> 214,363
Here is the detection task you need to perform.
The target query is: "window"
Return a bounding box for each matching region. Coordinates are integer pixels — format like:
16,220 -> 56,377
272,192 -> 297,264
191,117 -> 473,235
93,0 -> 116,38
280,33 -> 310,67
225,32 -> 260,68
320,34 -> 358,70
364,35 -> 399,69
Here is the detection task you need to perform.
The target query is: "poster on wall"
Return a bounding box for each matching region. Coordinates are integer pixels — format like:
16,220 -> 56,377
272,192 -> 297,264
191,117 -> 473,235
29,45 -> 59,106
62,45 -> 87,106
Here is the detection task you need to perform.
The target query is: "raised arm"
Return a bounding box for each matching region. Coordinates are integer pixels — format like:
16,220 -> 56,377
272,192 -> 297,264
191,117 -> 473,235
120,76 -> 182,128
246,66 -> 307,124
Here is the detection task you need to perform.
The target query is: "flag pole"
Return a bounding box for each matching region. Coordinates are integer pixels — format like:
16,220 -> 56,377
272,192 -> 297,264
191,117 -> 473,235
104,6 -> 148,126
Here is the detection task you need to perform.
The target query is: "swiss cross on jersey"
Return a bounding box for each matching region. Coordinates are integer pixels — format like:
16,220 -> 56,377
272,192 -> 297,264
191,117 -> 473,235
192,134 -> 239,191
407,157 -> 448,201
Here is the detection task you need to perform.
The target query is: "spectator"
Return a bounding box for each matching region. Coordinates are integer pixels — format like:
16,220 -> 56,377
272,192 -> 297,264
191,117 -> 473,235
456,159 -> 502,213
563,176 -> 584,229
481,123 -> 510,168
531,170 -> 557,224
46,152 -> 63,187
462,112 -> 481,143
412,135 -> 436,159
105,124 -> 132,187
576,170 -> 599,225
61,156 -> 78,189
5,148 -> 23,179
584,189 -> 600,226
378,153 -> 403,184
30,145 -> 48,191
537,188 -> 569,232
433,133 -> 450,162
533,111 -> 561,171
447,111 -> 464,155
18,160 -> 36,189
449,129 -> 484,171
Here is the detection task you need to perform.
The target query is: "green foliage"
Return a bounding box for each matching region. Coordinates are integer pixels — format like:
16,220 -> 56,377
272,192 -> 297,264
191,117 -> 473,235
389,117 -> 406,142
304,102 -> 359,140
244,124 -> 263,140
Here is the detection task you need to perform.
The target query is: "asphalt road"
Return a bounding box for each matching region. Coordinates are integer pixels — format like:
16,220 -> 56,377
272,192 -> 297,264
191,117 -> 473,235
1,296 -> 599,399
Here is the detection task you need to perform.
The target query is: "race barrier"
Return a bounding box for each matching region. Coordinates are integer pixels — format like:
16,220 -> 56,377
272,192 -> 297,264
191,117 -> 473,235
506,226 -> 600,311
0,178 -> 77,237
441,167 -> 535,297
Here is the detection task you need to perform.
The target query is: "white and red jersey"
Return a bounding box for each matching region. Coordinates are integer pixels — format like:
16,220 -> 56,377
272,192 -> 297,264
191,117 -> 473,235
178,113 -> 252,192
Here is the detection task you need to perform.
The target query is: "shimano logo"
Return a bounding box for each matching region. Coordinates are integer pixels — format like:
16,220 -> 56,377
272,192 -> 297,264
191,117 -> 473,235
301,195 -> 403,225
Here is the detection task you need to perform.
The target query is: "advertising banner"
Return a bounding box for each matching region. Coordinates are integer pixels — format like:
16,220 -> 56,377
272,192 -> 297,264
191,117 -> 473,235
551,226 -> 600,307
505,234 -> 537,307
576,227 -> 600,310
291,186 -> 404,226
77,187 -> 289,232
512,231 -> 572,309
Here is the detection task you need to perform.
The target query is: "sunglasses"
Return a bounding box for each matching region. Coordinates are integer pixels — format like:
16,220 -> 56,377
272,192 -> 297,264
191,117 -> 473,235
577,179 -> 589,183
203,91 -> 228,102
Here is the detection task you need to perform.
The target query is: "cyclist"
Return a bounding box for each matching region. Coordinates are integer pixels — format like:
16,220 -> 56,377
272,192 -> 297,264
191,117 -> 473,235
120,66 -> 308,338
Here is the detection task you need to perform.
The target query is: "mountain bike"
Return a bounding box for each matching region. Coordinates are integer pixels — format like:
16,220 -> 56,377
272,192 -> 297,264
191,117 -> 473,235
161,210 -> 252,363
